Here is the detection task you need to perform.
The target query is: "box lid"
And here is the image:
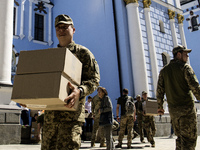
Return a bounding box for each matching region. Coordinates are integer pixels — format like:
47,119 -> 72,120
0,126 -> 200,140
16,48 -> 82,85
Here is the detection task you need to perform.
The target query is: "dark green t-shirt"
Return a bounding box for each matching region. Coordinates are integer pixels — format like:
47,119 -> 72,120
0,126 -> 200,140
117,95 -> 134,116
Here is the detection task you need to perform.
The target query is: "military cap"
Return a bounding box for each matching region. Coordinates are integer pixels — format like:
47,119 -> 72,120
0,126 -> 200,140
172,45 -> 192,55
55,14 -> 73,27
136,95 -> 141,98
142,91 -> 147,95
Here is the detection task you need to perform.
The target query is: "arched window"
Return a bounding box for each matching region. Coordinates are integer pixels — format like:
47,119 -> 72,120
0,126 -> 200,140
186,11 -> 200,32
159,20 -> 165,33
162,52 -> 170,67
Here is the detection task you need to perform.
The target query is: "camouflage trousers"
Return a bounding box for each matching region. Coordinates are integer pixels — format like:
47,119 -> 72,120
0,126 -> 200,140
91,116 -> 105,145
117,115 -> 134,147
137,114 -> 144,142
41,121 -> 83,150
169,105 -> 197,150
143,115 -> 155,145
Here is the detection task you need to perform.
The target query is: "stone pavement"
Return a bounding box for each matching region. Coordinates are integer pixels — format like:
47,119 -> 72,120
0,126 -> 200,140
0,136 -> 199,150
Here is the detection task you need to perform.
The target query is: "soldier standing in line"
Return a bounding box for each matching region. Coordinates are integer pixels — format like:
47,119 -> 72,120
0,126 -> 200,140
115,88 -> 136,149
135,95 -> 145,143
142,91 -> 155,147
91,91 -> 106,147
157,45 -> 200,150
41,14 -> 100,150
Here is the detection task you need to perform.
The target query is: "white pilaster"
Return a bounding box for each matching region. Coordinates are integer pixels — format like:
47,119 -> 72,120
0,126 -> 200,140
178,23 -> 187,47
169,19 -> 178,46
0,0 -> 13,85
144,8 -> 158,97
126,3 -> 148,95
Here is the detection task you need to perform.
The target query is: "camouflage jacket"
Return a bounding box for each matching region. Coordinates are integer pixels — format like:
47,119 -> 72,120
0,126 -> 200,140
91,94 -> 101,118
44,41 -> 100,123
156,59 -> 200,109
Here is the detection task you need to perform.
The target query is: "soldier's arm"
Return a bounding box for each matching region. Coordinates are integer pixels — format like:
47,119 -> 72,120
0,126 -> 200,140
156,70 -> 165,111
78,49 -> 100,97
184,65 -> 200,100
91,97 -> 95,114
133,104 -> 136,121
116,104 -> 120,122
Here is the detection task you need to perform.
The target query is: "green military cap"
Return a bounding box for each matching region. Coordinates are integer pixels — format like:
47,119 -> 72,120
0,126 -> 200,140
136,95 -> 141,98
172,45 -> 192,55
142,91 -> 147,95
55,14 -> 74,27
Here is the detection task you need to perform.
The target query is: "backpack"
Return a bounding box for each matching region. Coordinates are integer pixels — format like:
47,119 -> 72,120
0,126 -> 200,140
125,96 -> 135,116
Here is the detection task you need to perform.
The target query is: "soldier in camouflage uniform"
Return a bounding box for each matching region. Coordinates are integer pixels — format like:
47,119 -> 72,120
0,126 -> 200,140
135,95 -> 145,143
157,45 -> 200,150
142,91 -> 155,147
41,14 -> 100,150
115,89 -> 136,149
90,93 -> 105,147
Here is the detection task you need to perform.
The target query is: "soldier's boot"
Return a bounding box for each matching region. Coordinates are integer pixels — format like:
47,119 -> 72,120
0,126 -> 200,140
100,143 -> 106,147
91,141 -> 95,147
115,144 -> 122,148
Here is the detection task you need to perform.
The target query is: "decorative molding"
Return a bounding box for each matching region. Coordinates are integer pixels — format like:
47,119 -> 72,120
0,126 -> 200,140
19,0 -> 26,40
28,0 -> 53,44
143,0 -> 151,8
13,6 -> 18,36
177,14 -> 184,24
124,0 -> 138,5
33,40 -> 48,45
152,0 -> 182,14
28,0 -> 33,41
168,9 -> 175,20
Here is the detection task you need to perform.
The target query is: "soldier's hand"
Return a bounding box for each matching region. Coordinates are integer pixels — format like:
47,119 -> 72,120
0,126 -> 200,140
158,109 -> 164,115
117,116 -> 120,122
64,82 -> 80,108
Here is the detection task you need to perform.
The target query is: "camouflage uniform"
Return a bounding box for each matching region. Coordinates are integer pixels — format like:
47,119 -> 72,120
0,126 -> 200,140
143,115 -> 155,145
135,100 -> 144,142
116,95 -> 135,147
157,59 -> 200,150
91,94 -> 105,146
41,41 -> 100,150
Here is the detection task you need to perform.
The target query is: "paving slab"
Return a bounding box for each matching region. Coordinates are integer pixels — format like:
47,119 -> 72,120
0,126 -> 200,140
0,136 -> 199,150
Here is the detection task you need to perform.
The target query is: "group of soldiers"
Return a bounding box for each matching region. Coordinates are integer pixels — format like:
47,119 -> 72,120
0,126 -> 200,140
88,89 -> 156,149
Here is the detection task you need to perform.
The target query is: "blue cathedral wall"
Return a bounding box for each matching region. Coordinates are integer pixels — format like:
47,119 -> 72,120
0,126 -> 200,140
12,0 -> 189,117
183,10 -> 200,81
13,0 -> 122,116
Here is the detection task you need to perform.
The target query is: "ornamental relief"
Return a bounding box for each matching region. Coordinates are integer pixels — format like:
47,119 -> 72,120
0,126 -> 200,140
124,0 -> 138,5
143,0 -> 151,8
168,9 -> 175,20
177,14 -> 184,24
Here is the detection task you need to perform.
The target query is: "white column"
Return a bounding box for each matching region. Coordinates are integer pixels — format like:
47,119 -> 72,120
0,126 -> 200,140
169,19 -> 178,46
0,0 -> 13,85
144,8 -> 158,97
178,23 -> 187,47
126,3 -> 148,95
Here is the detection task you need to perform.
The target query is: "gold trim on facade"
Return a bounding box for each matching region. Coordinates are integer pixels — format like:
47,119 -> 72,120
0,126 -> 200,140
168,9 -> 175,19
177,14 -> 184,24
143,0 -> 151,8
124,0 -> 138,5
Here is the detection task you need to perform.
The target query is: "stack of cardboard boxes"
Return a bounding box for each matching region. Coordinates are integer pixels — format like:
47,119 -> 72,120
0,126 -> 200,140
143,99 -> 158,116
12,48 -> 82,111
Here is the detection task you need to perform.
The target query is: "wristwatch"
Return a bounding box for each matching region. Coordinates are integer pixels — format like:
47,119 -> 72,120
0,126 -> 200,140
78,87 -> 84,98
